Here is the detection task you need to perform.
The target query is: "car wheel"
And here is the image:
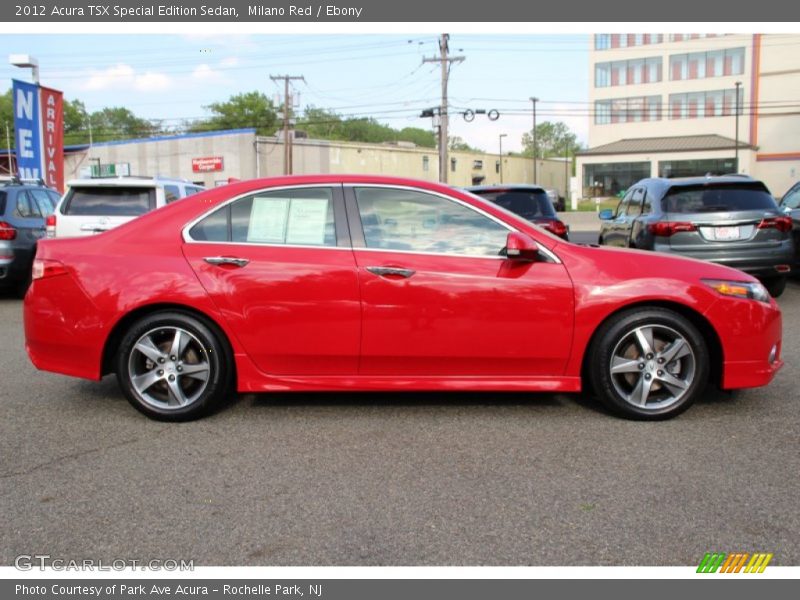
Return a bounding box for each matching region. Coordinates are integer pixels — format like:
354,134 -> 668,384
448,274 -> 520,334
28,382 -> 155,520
115,311 -> 231,421
763,276 -> 786,298
588,308 -> 709,420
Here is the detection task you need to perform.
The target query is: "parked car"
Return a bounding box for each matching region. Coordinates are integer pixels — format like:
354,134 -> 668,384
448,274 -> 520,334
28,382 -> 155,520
466,184 -> 569,240
0,180 -> 60,296
598,175 -> 793,297
25,175 -> 782,422
544,188 -> 566,212
49,176 -> 205,238
778,181 -> 800,269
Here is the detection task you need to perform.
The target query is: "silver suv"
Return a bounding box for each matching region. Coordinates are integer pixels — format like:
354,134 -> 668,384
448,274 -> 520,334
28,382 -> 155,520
598,175 -> 794,297
50,176 -> 205,238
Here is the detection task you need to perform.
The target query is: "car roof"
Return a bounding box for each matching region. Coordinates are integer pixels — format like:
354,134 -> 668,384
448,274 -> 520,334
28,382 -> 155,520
465,184 -> 547,193
635,175 -> 766,198
65,176 -> 198,187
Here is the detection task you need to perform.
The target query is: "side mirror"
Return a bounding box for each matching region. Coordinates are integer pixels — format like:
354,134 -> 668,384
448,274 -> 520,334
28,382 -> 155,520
505,232 -> 539,262
598,209 -> 614,220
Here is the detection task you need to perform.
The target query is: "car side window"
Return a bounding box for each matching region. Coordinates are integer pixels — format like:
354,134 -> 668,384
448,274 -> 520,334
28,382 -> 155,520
189,187 -> 337,247
14,191 -> 42,218
641,189 -> 652,215
782,186 -> 800,210
626,188 -> 645,217
29,189 -> 55,215
354,187 -> 509,257
164,185 -> 181,204
615,189 -> 633,217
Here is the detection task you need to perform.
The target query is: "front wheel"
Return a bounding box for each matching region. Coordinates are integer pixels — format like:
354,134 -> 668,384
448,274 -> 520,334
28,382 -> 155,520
115,311 -> 231,421
588,308 -> 709,420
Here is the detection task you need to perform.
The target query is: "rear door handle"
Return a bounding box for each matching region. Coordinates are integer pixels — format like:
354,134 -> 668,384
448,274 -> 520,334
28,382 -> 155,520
366,266 -> 416,279
204,256 -> 250,268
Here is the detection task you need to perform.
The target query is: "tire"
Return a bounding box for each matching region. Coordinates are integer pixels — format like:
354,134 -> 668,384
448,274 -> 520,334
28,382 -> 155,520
763,276 -> 786,298
588,308 -> 709,420
115,311 -> 231,421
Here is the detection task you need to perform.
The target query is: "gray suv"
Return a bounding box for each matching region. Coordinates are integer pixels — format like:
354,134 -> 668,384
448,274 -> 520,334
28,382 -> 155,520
598,176 -> 794,297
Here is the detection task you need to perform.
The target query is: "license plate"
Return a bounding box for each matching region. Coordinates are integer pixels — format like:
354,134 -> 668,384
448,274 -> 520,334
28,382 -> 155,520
714,226 -> 740,241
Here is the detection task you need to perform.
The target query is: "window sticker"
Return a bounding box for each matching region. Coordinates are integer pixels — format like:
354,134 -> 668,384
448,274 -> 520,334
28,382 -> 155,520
247,196 -> 289,243
286,197 -> 329,245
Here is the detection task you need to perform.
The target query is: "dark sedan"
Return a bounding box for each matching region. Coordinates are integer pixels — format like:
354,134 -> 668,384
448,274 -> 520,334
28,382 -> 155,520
778,181 -> 800,269
598,175 -> 794,297
466,184 -> 569,240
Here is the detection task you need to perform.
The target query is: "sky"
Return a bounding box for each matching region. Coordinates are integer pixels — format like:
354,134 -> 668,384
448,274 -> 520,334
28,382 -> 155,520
0,33 -> 590,153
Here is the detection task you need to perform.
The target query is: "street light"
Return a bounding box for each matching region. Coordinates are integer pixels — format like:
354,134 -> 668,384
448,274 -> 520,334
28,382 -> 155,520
498,133 -> 508,183
529,96 -> 539,184
9,54 -> 40,84
734,81 -> 742,173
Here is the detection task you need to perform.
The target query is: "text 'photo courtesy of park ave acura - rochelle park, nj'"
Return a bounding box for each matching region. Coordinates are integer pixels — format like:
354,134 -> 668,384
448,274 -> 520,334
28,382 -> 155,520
1,7 -> 799,595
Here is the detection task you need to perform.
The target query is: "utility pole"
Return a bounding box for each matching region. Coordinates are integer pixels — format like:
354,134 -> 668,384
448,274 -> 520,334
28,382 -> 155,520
529,97 -> 539,184
5,123 -> 13,176
734,81 -> 742,173
423,34 -> 464,184
270,74 -> 305,175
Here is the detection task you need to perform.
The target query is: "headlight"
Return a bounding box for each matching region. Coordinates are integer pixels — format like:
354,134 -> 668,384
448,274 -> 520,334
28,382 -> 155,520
702,279 -> 771,303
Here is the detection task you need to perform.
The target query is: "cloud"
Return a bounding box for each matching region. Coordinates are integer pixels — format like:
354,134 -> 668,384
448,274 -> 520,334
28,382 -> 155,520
219,57 -> 239,67
81,63 -> 170,92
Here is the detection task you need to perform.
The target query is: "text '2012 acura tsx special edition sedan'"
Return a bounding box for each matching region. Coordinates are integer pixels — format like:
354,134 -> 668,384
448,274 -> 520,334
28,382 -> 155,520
24,176 -> 783,421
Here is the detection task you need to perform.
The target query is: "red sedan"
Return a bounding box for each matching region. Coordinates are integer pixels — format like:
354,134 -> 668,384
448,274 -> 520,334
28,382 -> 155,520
24,175 -> 783,421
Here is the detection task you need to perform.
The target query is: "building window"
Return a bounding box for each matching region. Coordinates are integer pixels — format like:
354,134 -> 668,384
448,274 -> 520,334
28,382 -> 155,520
595,33 -> 663,51
659,158 -> 736,178
669,88 -> 743,120
495,160 -> 501,174
669,48 -> 745,81
595,34 -> 611,50
450,158 -> 457,172
422,156 -> 429,171
595,57 -> 663,88
472,159 -> 483,170
582,162 -> 651,197
595,95 -> 662,124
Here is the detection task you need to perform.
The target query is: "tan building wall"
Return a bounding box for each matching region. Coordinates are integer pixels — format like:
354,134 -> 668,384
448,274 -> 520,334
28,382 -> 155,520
64,129 -> 258,187
259,137 -> 570,194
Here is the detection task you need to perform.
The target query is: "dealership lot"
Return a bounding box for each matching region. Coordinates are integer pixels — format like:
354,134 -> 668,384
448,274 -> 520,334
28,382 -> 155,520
1,277 -> 798,566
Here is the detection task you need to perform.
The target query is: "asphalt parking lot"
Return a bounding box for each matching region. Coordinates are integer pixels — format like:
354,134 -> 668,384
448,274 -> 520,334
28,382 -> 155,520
1,267 -> 799,566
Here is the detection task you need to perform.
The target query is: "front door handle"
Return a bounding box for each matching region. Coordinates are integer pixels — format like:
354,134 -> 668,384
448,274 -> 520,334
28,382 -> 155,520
204,256 -> 250,268
366,266 -> 416,279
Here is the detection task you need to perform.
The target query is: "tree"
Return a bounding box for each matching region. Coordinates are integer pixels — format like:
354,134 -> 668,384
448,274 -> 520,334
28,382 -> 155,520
297,106 -> 436,147
190,91 -> 278,136
448,135 -> 481,152
521,121 -> 583,158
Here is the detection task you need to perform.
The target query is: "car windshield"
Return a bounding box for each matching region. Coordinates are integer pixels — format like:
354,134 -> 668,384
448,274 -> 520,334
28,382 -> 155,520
663,183 -> 777,213
473,189 -> 556,220
64,186 -> 156,216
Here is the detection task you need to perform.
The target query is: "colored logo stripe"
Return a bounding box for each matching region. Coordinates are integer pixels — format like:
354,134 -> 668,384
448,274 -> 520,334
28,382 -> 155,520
698,552 -> 773,573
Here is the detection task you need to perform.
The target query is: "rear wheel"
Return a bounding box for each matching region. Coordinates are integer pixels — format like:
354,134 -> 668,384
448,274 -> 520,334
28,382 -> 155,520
115,312 -> 231,421
763,276 -> 786,298
588,308 -> 709,420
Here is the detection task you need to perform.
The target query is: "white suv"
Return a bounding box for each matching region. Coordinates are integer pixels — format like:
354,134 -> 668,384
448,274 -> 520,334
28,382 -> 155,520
49,176 -> 205,238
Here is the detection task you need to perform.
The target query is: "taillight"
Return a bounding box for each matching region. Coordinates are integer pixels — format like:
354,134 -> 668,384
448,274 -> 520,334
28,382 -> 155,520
543,219 -> 568,237
757,216 -> 793,233
31,258 -> 68,280
0,221 -> 17,241
647,221 -> 697,237
45,214 -> 56,239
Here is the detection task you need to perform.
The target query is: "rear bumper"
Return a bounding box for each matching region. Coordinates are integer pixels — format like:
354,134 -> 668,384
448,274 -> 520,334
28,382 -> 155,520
654,242 -> 794,277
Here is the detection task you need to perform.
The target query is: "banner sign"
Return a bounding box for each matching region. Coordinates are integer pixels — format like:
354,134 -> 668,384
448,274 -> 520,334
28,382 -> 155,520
12,79 -> 42,182
192,156 -> 224,172
11,79 -> 65,192
40,86 -> 65,191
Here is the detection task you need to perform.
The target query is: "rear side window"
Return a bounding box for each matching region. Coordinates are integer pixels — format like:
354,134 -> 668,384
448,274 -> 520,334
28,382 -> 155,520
663,184 -> 777,213
185,186 -> 204,196
0,191 -> 6,215
63,186 -> 156,216
164,185 -> 181,203
15,191 -> 42,218
474,189 -> 556,220
29,189 -> 56,215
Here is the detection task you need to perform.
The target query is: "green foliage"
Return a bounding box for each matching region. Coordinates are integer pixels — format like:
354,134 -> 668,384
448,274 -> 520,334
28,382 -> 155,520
522,121 -> 583,158
189,91 -> 278,136
448,136 -> 481,152
298,106 -> 435,147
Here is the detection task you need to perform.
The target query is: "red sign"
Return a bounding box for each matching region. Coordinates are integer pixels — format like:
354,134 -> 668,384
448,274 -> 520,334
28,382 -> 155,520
39,86 -> 64,192
192,156 -> 224,173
